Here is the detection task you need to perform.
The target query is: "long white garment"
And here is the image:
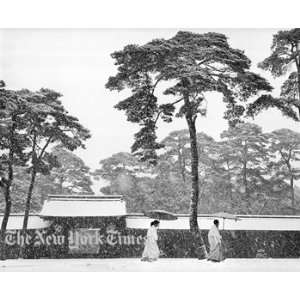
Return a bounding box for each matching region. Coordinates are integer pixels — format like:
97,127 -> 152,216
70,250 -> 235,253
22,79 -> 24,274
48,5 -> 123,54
207,224 -> 224,261
141,226 -> 160,261
208,225 -> 222,245
147,226 -> 158,241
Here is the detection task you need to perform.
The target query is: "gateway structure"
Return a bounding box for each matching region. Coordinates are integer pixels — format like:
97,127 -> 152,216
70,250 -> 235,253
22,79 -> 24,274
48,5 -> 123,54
1,194 -> 300,259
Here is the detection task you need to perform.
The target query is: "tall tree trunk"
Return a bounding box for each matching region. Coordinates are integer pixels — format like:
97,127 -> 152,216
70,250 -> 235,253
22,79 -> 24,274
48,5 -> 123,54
0,162 -> 13,260
285,153 -> 295,214
0,195 -> 12,260
242,143 -> 250,211
59,175 -> 64,194
177,147 -> 186,183
19,167 -> 37,258
183,91 -> 207,259
226,161 -> 234,210
20,132 -> 38,258
242,161 -> 248,196
293,42 -> 300,117
296,64 -> 300,117
187,117 -> 200,232
290,175 -> 295,213
185,116 -> 207,258
0,124 -> 15,260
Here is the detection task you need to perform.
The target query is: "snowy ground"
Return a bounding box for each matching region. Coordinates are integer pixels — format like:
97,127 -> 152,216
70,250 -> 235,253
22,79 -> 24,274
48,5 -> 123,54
1,258 -> 300,271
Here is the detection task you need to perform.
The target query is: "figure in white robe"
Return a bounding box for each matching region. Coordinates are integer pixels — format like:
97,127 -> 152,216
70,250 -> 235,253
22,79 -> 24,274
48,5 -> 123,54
141,220 -> 160,262
207,220 -> 225,262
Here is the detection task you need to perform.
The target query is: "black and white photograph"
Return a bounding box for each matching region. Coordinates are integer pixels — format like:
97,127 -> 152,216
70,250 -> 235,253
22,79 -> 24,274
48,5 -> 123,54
1,1 -> 300,282
1,26 -> 300,273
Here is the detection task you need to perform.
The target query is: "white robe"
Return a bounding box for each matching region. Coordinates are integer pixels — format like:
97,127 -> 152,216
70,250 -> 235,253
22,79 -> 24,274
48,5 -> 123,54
141,226 -> 160,261
208,225 -> 222,245
207,225 -> 224,261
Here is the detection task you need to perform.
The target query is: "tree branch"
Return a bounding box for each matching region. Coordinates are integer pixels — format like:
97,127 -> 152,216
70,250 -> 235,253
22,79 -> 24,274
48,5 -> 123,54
154,97 -> 184,125
152,76 -> 164,94
38,136 -> 53,160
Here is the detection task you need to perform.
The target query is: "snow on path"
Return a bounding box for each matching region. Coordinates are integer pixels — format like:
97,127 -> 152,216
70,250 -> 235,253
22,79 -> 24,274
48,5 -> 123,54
1,258 -> 300,272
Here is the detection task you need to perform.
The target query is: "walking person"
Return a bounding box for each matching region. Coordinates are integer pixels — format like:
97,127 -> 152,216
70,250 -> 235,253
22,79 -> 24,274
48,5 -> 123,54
141,220 -> 160,262
207,219 -> 225,262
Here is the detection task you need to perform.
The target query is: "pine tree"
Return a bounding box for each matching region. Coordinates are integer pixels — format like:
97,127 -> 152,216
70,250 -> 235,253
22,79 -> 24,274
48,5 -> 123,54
106,31 -> 272,256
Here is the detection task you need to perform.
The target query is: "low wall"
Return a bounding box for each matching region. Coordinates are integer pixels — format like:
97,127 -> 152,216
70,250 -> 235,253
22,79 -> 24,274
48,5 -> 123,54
2,214 -> 300,259
3,227 -> 300,259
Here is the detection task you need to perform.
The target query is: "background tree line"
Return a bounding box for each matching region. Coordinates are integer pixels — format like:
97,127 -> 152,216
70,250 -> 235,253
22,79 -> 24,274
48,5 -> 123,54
0,145 -> 94,213
94,124 -> 300,215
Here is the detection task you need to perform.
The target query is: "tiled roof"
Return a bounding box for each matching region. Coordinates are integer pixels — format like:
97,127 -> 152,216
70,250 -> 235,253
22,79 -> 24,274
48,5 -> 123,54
40,195 -> 126,217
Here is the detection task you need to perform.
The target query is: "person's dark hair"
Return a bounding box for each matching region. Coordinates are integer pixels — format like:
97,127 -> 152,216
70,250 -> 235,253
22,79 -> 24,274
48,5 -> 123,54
213,219 -> 219,226
151,220 -> 160,227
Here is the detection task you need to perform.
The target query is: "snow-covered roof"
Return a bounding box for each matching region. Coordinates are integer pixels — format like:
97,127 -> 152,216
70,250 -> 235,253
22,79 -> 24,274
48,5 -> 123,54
126,214 -> 300,231
40,195 -> 126,217
0,215 -> 50,230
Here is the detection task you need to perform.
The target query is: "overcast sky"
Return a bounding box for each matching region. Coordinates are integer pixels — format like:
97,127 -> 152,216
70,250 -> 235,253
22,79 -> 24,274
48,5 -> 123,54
1,29 -> 299,177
